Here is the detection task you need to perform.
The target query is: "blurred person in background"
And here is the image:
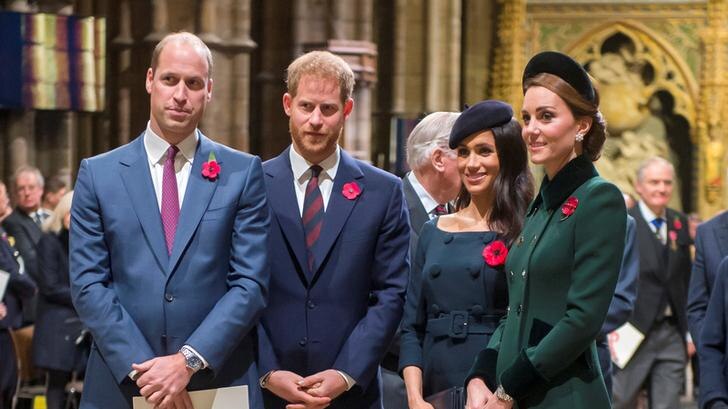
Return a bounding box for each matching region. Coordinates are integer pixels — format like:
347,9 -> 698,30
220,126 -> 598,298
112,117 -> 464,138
33,191 -> 88,409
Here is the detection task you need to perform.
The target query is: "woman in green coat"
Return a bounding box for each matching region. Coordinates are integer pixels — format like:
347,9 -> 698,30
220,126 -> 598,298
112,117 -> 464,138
464,51 -> 626,409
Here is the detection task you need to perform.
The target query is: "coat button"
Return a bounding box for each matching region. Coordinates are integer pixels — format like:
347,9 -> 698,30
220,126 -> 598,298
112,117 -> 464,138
431,304 -> 441,315
522,270 -> 526,278
471,305 -> 483,315
517,304 -> 523,315
307,300 -> 316,309
165,293 -> 174,302
430,265 -> 441,278
299,337 -> 308,347
443,234 -> 454,244
469,267 -> 480,279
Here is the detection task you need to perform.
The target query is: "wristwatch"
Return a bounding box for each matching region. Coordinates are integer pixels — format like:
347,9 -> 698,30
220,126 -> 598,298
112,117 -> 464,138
180,346 -> 203,373
494,385 -> 514,403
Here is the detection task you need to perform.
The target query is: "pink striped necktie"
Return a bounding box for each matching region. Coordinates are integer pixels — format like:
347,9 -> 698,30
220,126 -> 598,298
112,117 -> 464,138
302,165 -> 324,273
161,145 -> 180,255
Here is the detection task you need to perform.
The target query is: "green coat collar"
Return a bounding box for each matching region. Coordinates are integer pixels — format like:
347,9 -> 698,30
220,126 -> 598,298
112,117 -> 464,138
529,155 -> 599,213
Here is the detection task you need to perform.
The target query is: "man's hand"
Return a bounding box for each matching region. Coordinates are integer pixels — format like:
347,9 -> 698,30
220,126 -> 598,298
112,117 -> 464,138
132,353 -> 192,405
0,302 -> 6,320
153,389 -> 193,409
297,369 -> 348,401
465,377 -> 493,409
265,370 -> 331,409
687,341 -> 696,358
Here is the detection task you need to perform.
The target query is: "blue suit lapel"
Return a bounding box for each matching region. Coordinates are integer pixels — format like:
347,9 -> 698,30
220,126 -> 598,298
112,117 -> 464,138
119,135 -> 169,273
265,148 -> 309,283
715,213 -> 728,262
310,150 -> 364,281
169,133 -> 219,273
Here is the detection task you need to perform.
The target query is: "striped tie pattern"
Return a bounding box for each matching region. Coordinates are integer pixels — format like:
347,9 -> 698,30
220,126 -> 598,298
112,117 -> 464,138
303,165 -> 324,273
161,145 -> 180,255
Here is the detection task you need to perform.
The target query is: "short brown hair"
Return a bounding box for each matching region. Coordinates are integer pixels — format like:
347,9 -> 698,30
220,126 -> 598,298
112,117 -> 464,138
286,51 -> 355,103
524,73 -> 607,161
150,32 -> 213,79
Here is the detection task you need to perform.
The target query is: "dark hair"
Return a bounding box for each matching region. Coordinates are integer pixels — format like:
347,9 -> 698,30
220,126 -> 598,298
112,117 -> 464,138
43,176 -> 66,196
455,119 -> 535,246
524,73 -> 607,161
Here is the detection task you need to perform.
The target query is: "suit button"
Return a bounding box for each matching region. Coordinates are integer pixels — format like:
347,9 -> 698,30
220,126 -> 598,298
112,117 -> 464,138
165,293 -> 174,302
299,337 -> 308,347
307,300 -> 316,309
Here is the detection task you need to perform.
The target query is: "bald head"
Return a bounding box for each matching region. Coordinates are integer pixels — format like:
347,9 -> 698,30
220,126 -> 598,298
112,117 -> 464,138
151,32 -> 213,79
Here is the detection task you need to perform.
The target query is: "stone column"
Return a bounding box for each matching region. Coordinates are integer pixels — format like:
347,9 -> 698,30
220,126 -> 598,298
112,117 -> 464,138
697,0 -> 728,217
490,0 -> 527,106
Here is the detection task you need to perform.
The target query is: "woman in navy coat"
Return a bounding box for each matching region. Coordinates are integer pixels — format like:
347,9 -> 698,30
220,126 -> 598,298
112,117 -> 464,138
399,100 -> 533,409
32,191 -> 87,409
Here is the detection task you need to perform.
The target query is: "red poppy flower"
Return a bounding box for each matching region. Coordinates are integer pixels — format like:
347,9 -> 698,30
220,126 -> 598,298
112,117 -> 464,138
673,219 -> 682,230
669,230 -> 678,242
202,160 -> 220,180
342,182 -> 361,200
483,240 -> 508,267
561,196 -> 579,219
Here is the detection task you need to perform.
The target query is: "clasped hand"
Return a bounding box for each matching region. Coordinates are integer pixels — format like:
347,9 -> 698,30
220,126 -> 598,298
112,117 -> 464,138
132,352 -> 194,409
465,378 -> 513,409
266,369 -> 348,409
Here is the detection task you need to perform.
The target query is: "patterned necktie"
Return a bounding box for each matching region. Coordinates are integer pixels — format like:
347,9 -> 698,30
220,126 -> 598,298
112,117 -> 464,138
302,165 -> 324,273
161,145 -> 180,255
433,204 -> 448,216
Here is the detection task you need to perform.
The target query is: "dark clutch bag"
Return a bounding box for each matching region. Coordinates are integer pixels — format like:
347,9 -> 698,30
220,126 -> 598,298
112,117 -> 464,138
425,386 -> 465,409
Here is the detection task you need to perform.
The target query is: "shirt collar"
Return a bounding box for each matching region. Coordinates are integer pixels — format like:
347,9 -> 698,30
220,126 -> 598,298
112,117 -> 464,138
143,122 -> 198,165
638,200 -> 665,223
407,172 -> 439,214
289,145 -> 340,183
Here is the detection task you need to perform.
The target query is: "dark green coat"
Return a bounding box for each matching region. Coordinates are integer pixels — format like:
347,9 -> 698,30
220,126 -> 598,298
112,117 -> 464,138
468,155 -> 626,408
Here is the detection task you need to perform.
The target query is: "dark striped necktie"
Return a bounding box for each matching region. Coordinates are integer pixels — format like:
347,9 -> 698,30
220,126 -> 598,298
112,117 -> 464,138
303,165 -> 324,273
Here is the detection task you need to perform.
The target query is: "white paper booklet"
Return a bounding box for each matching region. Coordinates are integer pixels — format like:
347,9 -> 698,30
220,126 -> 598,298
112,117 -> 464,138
609,322 -> 645,369
133,385 -> 248,409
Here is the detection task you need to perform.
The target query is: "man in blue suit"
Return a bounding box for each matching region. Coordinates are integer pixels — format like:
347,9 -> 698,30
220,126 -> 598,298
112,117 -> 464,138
70,32 -> 270,409
688,210 -> 728,347
257,51 -> 410,409
698,256 -> 728,409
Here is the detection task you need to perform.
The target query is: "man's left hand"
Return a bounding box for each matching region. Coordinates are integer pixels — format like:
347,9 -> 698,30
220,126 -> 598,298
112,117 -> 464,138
132,353 -> 193,404
297,369 -> 348,401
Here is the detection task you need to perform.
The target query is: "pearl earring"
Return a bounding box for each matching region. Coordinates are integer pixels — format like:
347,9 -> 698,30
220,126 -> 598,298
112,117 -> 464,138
575,132 -> 584,142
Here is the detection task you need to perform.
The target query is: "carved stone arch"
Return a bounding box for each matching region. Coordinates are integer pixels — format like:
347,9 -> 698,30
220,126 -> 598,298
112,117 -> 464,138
559,21 -> 698,211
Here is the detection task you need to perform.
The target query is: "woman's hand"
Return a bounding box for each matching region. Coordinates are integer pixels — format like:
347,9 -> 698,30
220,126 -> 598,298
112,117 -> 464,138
465,377 -> 493,409
483,399 -> 514,409
407,399 -> 435,409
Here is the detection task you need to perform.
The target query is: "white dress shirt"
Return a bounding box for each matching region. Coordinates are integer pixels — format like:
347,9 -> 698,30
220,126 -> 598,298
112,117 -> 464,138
143,123 -> 198,211
289,145 -> 339,216
407,172 -> 441,219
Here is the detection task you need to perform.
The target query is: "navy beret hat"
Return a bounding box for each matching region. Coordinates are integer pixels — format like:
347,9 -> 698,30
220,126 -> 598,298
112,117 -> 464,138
522,51 -> 595,103
448,100 -> 514,149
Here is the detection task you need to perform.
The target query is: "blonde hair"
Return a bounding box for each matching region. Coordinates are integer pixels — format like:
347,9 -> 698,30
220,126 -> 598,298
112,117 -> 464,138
286,51 -> 355,103
43,190 -> 73,234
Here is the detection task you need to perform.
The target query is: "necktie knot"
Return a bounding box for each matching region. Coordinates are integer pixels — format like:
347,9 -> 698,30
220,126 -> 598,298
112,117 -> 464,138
651,217 -> 664,230
310,165 -> 322,179
434,204 -> 448,216
166,145 -> 179,162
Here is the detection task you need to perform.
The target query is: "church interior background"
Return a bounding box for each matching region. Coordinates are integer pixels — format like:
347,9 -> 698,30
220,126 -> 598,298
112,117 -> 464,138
1,0 -> 727,218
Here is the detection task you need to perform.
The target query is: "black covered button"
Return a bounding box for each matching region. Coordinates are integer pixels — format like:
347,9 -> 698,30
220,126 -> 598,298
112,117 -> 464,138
443,234 -> 454,244
307,300 -> 316,309
429,265 -> 441,278
165,293 -> 174,302
469,267 -> 480,279
470,305 -> 484,315
431,304 -> 441,315
299,337 -> 308,347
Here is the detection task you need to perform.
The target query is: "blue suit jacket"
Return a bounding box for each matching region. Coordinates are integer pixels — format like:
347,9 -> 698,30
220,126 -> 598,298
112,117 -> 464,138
258,147 -> 410,409
698,255 -> 728,409
689,210 -> 728,346
70,133 -> 270,409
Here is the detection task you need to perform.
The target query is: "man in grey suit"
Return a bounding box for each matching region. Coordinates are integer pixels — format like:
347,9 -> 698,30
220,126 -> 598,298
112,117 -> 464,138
613,157 -> 692,409
382,112 -> 461,409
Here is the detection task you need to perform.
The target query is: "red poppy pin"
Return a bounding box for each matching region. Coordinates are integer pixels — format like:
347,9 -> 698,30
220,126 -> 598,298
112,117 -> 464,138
201,152 -> 220,181
560,196 -> 579,220
673,218 -> 682,230
483,240 -> 508,267
342,181 -> 361,200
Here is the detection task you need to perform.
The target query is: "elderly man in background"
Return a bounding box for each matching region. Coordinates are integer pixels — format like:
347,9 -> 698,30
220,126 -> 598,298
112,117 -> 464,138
381,112 -> 461,409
